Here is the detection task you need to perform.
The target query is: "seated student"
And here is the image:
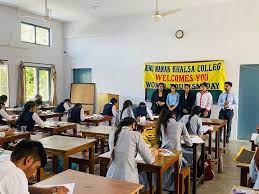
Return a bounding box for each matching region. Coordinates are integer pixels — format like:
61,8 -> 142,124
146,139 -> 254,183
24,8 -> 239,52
0,139 -> 69,194
180,106 -> 203,136
156,109 -> 192,191
103,98 -> 117,117
133,102 -> 154,120
179,84 -> 196,118
0,128 -> 15,138
35,98 -> 43,109
0,102 -> 16,125
54,99 -> 71,113
67,103 -> 86,124
120,100 -> 135,120
166,84 -> 180,116
250,148 -> 259,189
151,83 -> 168,115
0,94 -> 8,104
106,117 -> 158,187
16,101 -> 45,131
34,94 -> 42,101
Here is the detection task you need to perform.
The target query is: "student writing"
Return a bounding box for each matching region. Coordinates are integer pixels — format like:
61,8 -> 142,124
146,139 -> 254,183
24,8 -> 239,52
54,99 -> 71,113
67,103 -> 86,124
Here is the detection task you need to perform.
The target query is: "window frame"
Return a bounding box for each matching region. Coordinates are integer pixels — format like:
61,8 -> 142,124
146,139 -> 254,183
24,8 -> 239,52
24,65 -> 51,103
0,62 -> 10,107
21,22 -> 51,47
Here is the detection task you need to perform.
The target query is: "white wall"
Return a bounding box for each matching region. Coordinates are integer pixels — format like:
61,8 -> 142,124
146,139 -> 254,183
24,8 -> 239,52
0,5 -> 65,106
63,0 -> 259,140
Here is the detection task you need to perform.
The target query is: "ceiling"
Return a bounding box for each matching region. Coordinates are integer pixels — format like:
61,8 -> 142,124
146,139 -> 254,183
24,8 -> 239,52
0,0 -> 233,22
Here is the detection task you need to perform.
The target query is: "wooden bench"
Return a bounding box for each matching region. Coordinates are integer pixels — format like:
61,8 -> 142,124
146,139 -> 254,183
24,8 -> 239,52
180,167 -> 191,194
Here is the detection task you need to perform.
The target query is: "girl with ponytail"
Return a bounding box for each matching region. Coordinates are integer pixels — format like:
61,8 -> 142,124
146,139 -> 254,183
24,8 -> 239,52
180,106 -> 203,136
106,117 -> 158,186
120,100 -> 135,120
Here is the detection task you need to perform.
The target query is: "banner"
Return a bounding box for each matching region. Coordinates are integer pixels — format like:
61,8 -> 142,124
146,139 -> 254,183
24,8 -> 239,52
144,60 -> 226,91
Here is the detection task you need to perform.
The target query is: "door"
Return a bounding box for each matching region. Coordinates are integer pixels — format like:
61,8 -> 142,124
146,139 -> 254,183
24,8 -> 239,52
73,68 -> 92,83
238,65 -> 259,140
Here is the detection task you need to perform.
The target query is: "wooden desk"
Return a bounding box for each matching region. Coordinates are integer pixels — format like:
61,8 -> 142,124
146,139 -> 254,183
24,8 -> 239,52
201,118 -> 227,152
40,106 -> 55,111
98,150 -> 181,194
34,169 -> 143,194
39,135 -> 96,173
36,121 -> 77,136
39,112 -> 63,121
0,131 -> 30,149
236,162 -> 250,187
137,121 -> 156,132
6,108 -> 23,115
79,125 -> 116,153
81,115 -> 113,126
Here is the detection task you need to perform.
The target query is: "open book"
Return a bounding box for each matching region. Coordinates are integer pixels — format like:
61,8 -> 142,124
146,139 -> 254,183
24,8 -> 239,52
234,147 -> 255,164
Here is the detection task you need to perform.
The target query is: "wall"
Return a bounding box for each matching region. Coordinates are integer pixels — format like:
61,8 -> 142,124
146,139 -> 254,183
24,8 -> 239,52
0,5 -> 65,106
63,0 -> 259,140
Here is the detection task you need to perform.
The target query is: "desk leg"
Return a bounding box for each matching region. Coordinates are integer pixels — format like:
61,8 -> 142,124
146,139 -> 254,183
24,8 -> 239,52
174,159 -> 180,194
240,168 -> 248,187
59,116 -> 61,121
192,144 -> 197,194
101,138 -> 105,154
223,125 -> 227,153
252,141 -> 256,151
208,132 -> 212,156
52,155 -> 58,174
155,170 -> 162,194
89,145 -> 95,174
215,130 -> 219,159
95,140 -> 99,153
147,172 -> 153,194
109,120 -> 112,126
63,155 -> 69,171
201,143 -> 205,183
100,159 -> 108,176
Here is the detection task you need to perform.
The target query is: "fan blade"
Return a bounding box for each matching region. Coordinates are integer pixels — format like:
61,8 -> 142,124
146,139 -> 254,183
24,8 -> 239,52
160,8 -> 181,17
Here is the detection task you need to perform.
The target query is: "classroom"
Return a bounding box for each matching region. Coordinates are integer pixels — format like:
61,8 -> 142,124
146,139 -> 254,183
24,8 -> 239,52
0,0 -> 258,194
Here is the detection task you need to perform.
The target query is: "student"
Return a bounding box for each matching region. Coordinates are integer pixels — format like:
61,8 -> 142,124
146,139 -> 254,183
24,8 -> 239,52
157,109 -> 192,191
195,82 -> 213,118
103,98 -> 117,117
120,100 -> 135,120
0,128 -> 15,138
166,84 -> 180,115
0,139 -> 69,194
35,98 -> 43,109
250,148 -> 259,190
106,117 -> 158,186
67,103 -> 86,124
0,94 -> 8,104
133,102 -> 154,120
16,101 -> 45,131
34,94 -> 42,101
217,81 -> 237,143
0,102 -> 15,125
54,99 -> 71,113
180,106 -> 203,136
151,83 -> 167,115
179,84 -> 196,118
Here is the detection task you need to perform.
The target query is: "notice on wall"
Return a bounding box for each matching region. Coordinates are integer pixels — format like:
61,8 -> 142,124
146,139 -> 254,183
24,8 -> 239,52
144,60 -> 226,91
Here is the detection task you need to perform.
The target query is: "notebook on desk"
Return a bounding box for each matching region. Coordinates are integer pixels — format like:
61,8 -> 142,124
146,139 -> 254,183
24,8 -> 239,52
234,147 -> 255,164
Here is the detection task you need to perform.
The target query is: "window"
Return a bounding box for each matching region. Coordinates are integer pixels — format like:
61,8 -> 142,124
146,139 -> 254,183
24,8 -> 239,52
25,65 -> 51,102
21,22 -> 51,46
0,64 -> 9,107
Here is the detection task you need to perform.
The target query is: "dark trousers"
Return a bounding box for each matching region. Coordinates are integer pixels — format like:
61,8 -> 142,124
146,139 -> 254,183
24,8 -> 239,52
200,108 -> 211,118
219,109 -> 234,140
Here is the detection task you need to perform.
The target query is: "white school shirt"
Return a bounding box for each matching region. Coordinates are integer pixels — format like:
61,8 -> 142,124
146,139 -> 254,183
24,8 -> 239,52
63,102 -> 70,111
0,160 -> 29,194
146,107 -> 154,120
33,112 -> 45,128
80,108 -> 87,121
195,91 -> 213,111
0,108 -> 12,120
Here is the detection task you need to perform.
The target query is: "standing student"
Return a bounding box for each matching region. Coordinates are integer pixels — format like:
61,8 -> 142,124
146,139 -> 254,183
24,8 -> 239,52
54,99 -> 71,113
151,83 -> 168,115
16,101 -> 45,131
217,81 -> 237,143
103,98 -> 118,117
180,106 -> 203,136
0,139 -> 69,194
120,100 -> 135,120
0,94 -> 8,104
106,117 -> 158,186
67,103 -> 86,124
195,82 -> 213,118
179,84 -> 196,118
0,102 -> 16,125
166,84 -> 180,116
134,102 -> 154,120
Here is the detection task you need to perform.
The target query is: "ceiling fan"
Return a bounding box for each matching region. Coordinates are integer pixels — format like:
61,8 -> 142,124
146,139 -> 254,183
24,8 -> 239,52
153,0 -> 181,22
21,0 -> 52,21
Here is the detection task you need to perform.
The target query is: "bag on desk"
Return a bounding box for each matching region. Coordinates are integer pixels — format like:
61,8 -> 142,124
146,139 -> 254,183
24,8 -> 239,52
205,154 -> 215,181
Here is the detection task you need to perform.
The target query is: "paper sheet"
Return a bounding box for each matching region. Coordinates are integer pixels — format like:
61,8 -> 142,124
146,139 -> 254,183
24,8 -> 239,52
190,135 -> 205,144
40,183 -> 75,194
160,149 -> 175,156
200,125 -> 213,134
0,125 -> 9,132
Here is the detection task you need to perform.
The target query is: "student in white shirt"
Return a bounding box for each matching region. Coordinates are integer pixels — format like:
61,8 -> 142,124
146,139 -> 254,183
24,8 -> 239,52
54,99 -> 71,113
120,100 -> 135,120
0,139 -> 69,194
0,94 -> 8,104
133,102 -> 154,120
16,101 -> 45,131
0,102 -> 15,125
67,103 -> 86,124
195,82 -> 213,118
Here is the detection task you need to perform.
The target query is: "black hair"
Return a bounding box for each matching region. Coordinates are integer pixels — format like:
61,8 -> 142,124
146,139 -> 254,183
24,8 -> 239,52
170,84 -> 177,88
139,102 -> 146,107
224,81 -> 233,87
186,106 -> 202,133
184,84 -> 190,88
74,103 -> 82,107
120,100 -> 133,119
110,98 -> 118,105
0,95 -> 7,103
158,83 -> 165,87
0,101 -> 4,108
201,82 -> 208,88
156,109 -> 176,139
64,99 -> 71,103
24,101 -> 36,112
11,139 -> 47,167
111,117 -> 137,160
35,98 -> 43,106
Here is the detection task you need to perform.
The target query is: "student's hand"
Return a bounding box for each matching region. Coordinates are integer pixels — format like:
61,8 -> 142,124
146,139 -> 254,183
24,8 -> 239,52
151,148 -> 158,157
43,186 -> 69,194
183,109 -> 188,113
5,129 -> 15,136
11,115 -> 17,119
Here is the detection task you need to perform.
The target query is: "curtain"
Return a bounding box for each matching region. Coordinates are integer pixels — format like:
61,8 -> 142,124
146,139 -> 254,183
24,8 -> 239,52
16,61 -> 25,106
50,65 -> 58,106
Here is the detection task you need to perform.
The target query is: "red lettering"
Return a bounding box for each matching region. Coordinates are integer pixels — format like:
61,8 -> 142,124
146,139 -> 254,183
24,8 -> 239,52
155,74 -> 162,81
